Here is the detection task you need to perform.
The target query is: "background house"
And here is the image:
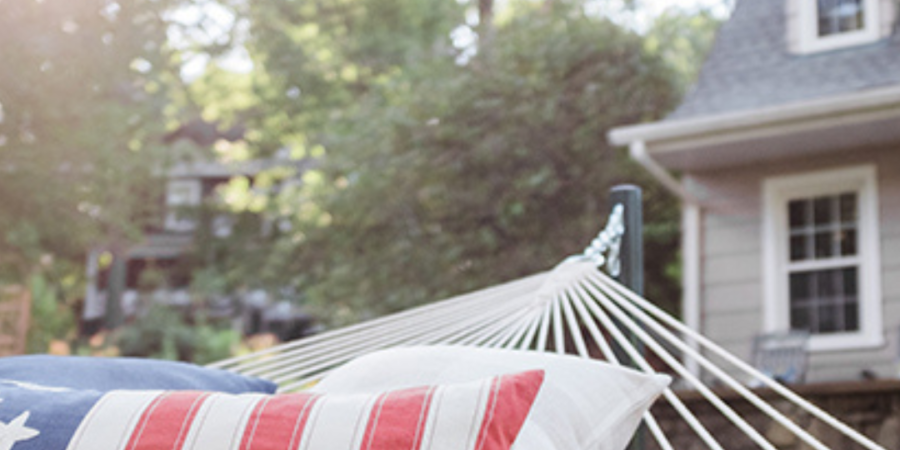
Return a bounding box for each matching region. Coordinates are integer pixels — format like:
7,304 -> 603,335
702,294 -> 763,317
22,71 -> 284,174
610,0 -> 900,383
82,124 -> 315,342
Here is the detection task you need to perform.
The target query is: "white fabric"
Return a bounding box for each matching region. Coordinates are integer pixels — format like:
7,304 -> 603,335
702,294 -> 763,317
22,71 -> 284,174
312,345 -> 670,450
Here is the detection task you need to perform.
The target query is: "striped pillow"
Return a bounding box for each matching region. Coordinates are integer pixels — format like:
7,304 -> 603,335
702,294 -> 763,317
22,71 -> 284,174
0,370 -> 544,450
314,346 -> 671,450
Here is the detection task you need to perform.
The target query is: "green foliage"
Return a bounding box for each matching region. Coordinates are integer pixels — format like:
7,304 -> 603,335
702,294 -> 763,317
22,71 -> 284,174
115,304 -> 239,364
199,2 -> 686,325
644,7 -> 722,93
0,0 -> 200,356
26,272 -> 77,354
0,0 -> 181,282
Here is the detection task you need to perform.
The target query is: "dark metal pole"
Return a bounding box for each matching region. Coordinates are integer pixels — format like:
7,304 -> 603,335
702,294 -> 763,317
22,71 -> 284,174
609,185 -> 645,450
609,185 -> 643,296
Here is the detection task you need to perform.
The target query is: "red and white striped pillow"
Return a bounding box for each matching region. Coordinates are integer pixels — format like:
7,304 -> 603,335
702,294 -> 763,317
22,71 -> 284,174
65,369 -> 544,450
313,346 -> 671,450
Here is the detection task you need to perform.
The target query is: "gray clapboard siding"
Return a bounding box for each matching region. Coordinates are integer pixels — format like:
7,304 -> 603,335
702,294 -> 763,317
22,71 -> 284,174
703,253 -> 761,286
704,221 -> 760,257
806,337 -> 899,382
882,236 -> 900,268
882,265 -> 900,300
881,299 -> 900,319
704,310 -> 761,344
704,282 -> 761,314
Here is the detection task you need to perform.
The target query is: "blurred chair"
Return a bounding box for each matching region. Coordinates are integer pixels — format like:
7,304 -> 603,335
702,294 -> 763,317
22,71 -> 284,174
751,330 -> 810,384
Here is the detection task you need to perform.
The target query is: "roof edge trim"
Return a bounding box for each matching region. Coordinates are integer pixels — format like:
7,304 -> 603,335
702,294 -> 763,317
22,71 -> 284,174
608,84 -> 900,148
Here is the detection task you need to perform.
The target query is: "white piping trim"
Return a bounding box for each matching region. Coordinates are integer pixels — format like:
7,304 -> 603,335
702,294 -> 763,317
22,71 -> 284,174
627,140 -> 703,375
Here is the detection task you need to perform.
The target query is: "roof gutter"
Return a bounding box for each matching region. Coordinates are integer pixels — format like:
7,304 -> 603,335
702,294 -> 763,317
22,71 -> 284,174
627,140 -> 702,375
609,83 -> 900,148
628,140 -> 698,205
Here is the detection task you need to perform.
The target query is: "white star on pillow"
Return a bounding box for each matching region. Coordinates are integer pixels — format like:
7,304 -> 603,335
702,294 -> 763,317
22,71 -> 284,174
0,410 -> 39,450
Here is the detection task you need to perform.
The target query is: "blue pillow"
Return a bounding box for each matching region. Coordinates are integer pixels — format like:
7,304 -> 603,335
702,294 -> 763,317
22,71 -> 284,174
0,355 -> 276,394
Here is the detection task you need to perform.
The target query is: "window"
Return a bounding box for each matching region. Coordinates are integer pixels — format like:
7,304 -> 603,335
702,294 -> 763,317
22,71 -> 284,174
165,179 -> 202,232
763,166 -> 882,351
817,0 -> 866,36
796,0 -> 880,54
786,193 -> 859,334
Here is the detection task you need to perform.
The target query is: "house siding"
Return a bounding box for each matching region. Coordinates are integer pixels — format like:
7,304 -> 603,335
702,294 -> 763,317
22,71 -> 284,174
688,146 -> 900,383
881,0 -> 897,38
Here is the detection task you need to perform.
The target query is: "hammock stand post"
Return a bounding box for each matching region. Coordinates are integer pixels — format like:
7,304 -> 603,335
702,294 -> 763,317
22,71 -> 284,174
609,185 -> 646,450
609,185 -> 643,298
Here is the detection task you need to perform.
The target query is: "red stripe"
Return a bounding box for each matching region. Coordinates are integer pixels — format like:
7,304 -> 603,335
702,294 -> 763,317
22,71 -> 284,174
473,370 -> 545,450
361,386 -> 435,450
124,391 -> 211,450
239,393 -> 319,450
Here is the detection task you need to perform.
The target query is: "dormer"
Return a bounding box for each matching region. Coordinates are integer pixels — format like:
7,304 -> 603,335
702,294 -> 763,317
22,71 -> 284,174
789,0 -> 896,54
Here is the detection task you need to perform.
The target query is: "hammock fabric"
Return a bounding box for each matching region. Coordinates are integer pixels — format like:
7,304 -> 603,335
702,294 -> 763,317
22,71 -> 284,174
210,259 -> 886,450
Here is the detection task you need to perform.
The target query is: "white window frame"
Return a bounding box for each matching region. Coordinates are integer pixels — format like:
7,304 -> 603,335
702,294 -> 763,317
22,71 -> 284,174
165,179 -> 202,232
762,165 -> 883,352
796,0 -> 880,54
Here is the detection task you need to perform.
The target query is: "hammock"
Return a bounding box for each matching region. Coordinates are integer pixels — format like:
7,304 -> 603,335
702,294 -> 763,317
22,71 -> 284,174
210,206 -> 885,450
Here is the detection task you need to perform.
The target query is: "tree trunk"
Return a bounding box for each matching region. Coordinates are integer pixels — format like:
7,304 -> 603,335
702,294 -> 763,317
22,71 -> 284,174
478,0 -> 495,47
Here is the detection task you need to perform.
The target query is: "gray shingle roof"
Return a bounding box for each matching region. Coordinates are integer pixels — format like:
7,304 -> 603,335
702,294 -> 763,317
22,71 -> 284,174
667,0 -> 900,121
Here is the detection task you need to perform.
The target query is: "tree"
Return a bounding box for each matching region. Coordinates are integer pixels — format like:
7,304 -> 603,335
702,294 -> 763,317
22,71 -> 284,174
644,6 -> 722,93
200,1 -> 685,326
0,0 -> 185,348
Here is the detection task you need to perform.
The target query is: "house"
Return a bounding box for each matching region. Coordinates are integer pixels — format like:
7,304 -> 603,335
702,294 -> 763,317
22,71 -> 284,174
609,0 -> 900,383
82,129 -> 315,341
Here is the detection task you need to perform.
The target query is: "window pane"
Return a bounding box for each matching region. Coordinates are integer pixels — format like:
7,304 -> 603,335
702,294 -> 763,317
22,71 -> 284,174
789,200 -> 809,229
790,272 -> 812,300
839,192 -> 857,223
815,268 -> 838,297
790,235 -> 810,261
789,267 -> 859,334
840,228 -> 857,256
818,304 -> 839,333
813,196 -> 833,226
814,231 -> 835,258
791,305 -> 811,331
818,0 -> 865,36
844,301 -> 859,331
843,267 -> 858,295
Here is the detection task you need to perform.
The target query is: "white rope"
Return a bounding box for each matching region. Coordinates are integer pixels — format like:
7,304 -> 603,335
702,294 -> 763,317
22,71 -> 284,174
559,286 -> 676,450
209,272 -> 546,371
569,280 -> 727,450
214,274 -> 543,377
588,270 -> 887,450
579,277 -> 780,450
266,295 -> 529,385
586,271 -> 832,450
515,309 -> 544,350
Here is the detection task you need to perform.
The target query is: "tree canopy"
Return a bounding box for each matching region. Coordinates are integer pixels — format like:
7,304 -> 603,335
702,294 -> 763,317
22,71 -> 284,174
0,0 -> 192,351
0,0 -> 183,280
193,0 -> 706,325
